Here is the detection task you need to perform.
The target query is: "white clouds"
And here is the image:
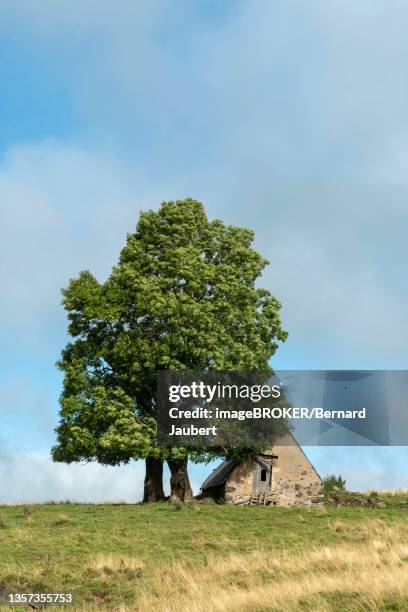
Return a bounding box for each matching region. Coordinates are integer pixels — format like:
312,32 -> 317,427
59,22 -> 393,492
0,447 -> 146,503
0,446 -> 207,503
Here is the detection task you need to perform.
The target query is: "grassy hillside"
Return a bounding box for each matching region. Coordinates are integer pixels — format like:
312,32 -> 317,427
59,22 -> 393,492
0,496 -> 407,611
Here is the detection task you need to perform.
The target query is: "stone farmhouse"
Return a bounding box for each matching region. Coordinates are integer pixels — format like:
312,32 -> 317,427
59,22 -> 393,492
200,433 -> 323,506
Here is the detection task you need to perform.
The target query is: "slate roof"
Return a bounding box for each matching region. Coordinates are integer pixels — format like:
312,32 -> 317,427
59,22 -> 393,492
201,459 -> 239,491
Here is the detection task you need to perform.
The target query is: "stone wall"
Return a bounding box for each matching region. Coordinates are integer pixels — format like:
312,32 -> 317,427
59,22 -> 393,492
224,456 -> 254,504
266,441 -> 324,507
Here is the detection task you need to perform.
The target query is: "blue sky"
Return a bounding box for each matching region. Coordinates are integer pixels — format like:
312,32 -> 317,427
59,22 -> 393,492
0,0 -> 408,502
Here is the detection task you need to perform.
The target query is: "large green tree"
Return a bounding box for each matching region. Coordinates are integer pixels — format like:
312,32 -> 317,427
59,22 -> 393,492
52,199 -> 287,502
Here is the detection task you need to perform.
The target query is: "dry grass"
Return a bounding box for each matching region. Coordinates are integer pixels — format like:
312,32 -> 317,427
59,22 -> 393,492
132,520 -> 408,612
328,519 -> 348,533
54,512 -> 71,526
90,553 -> 144,574
372,489 -> 408,496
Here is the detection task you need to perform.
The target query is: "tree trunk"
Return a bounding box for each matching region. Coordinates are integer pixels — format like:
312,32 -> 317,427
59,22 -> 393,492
167,457 -> 194,503
143,457 -> 165,502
